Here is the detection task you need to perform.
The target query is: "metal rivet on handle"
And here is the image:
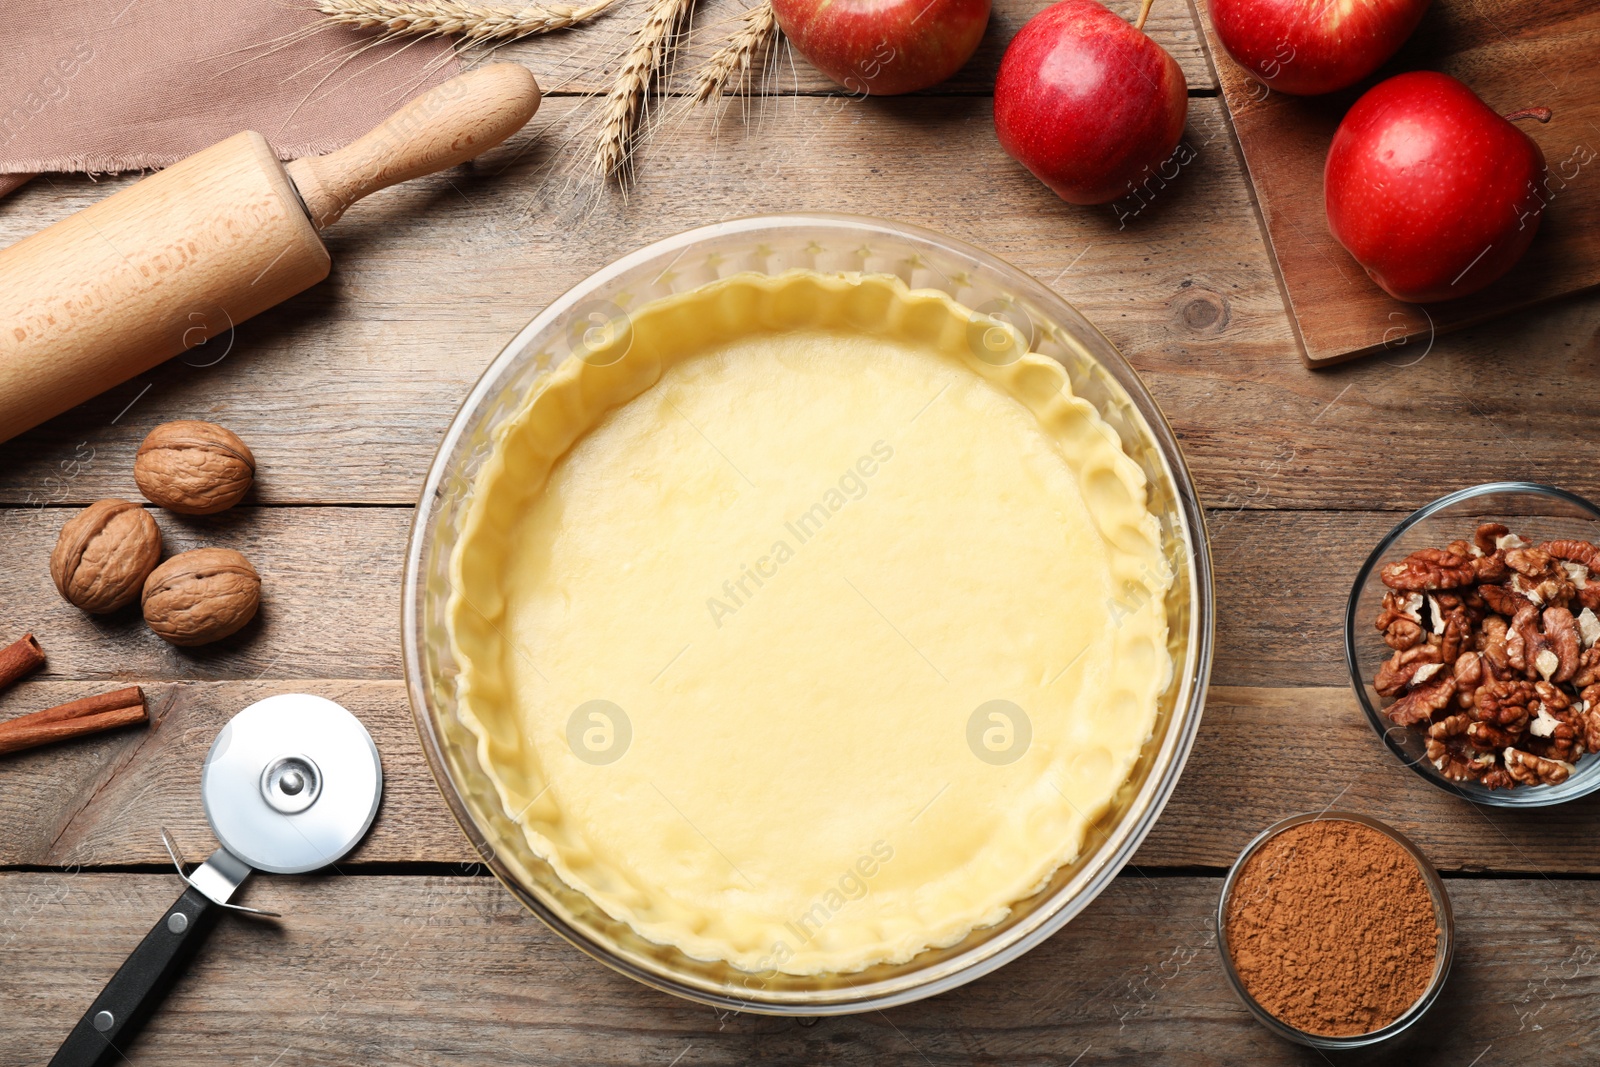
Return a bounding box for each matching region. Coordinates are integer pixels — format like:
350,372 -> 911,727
93,1010 -> 114,1032
168,911 -> 189,933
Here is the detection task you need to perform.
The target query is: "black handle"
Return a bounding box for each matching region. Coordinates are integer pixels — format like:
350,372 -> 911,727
50,886 -> 220,1067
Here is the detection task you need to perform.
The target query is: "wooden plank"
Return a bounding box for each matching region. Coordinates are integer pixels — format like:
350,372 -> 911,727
1196,0 -> 1600,365
0,505 -> 1572,690
4,870 -> 1596,1064
509,0 -> 1216,95
10,680 -> 1600,874
3,87 -> 1598,510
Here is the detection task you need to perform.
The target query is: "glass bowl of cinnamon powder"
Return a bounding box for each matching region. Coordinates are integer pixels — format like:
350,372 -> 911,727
1217,812 -> 1454,1048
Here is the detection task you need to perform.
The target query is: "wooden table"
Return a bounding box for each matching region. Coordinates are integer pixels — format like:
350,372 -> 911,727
4,2 -> 1600,1062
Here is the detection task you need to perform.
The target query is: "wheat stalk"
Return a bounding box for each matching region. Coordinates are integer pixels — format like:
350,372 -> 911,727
316,0 -> 623,41
595,0 -> 694,180
692,0 -> 775,103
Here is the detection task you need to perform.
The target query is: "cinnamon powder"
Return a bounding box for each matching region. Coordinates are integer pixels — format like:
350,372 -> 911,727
1223,819 -> 1441,1037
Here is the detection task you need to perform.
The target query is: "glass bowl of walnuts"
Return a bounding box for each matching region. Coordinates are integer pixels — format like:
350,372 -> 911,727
1348,482 -> 1600,806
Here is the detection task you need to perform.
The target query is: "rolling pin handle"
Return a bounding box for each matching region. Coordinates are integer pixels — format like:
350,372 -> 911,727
286,63 -> 541,230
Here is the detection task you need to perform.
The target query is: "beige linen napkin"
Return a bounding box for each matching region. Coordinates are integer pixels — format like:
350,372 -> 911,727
0,0 -> 458,193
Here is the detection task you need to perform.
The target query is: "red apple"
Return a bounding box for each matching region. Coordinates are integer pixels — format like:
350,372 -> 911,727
771,0 -> 991,96
1325,71 -> 1550,303
1208,0 -> 1429,96
993,0 -> 1188,206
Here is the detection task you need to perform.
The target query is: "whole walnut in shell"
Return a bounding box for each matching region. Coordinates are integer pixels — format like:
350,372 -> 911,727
141,548 -> 260,646
50,499 -> 162,613
134,421 -> 256,515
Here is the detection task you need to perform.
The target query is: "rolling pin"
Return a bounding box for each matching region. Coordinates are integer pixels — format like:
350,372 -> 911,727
0,63 -> 541,444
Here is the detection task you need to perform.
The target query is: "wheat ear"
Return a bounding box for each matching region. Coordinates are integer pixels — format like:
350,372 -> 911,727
595,0 -> 694,180
316,0 -> 623,42
691,0 -> 776,103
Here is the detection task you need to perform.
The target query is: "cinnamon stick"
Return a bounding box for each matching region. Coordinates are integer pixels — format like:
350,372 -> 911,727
0,686 -> 146,756
0,634 -> 45,691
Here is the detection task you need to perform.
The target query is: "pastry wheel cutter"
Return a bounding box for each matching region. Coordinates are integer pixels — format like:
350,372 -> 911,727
50,693 -> 382,1066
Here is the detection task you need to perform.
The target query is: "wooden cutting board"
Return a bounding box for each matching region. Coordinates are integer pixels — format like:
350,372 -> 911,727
1195,0 -> 1600,366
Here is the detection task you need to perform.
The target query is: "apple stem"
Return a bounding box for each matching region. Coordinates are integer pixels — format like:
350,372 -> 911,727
1504,106 -> 1553,124
1134,0 -> 1156,31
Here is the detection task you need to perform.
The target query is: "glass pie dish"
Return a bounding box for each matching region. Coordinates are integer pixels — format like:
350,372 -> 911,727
401,214 -> 1214,1013
1347,482 -> 1600,807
